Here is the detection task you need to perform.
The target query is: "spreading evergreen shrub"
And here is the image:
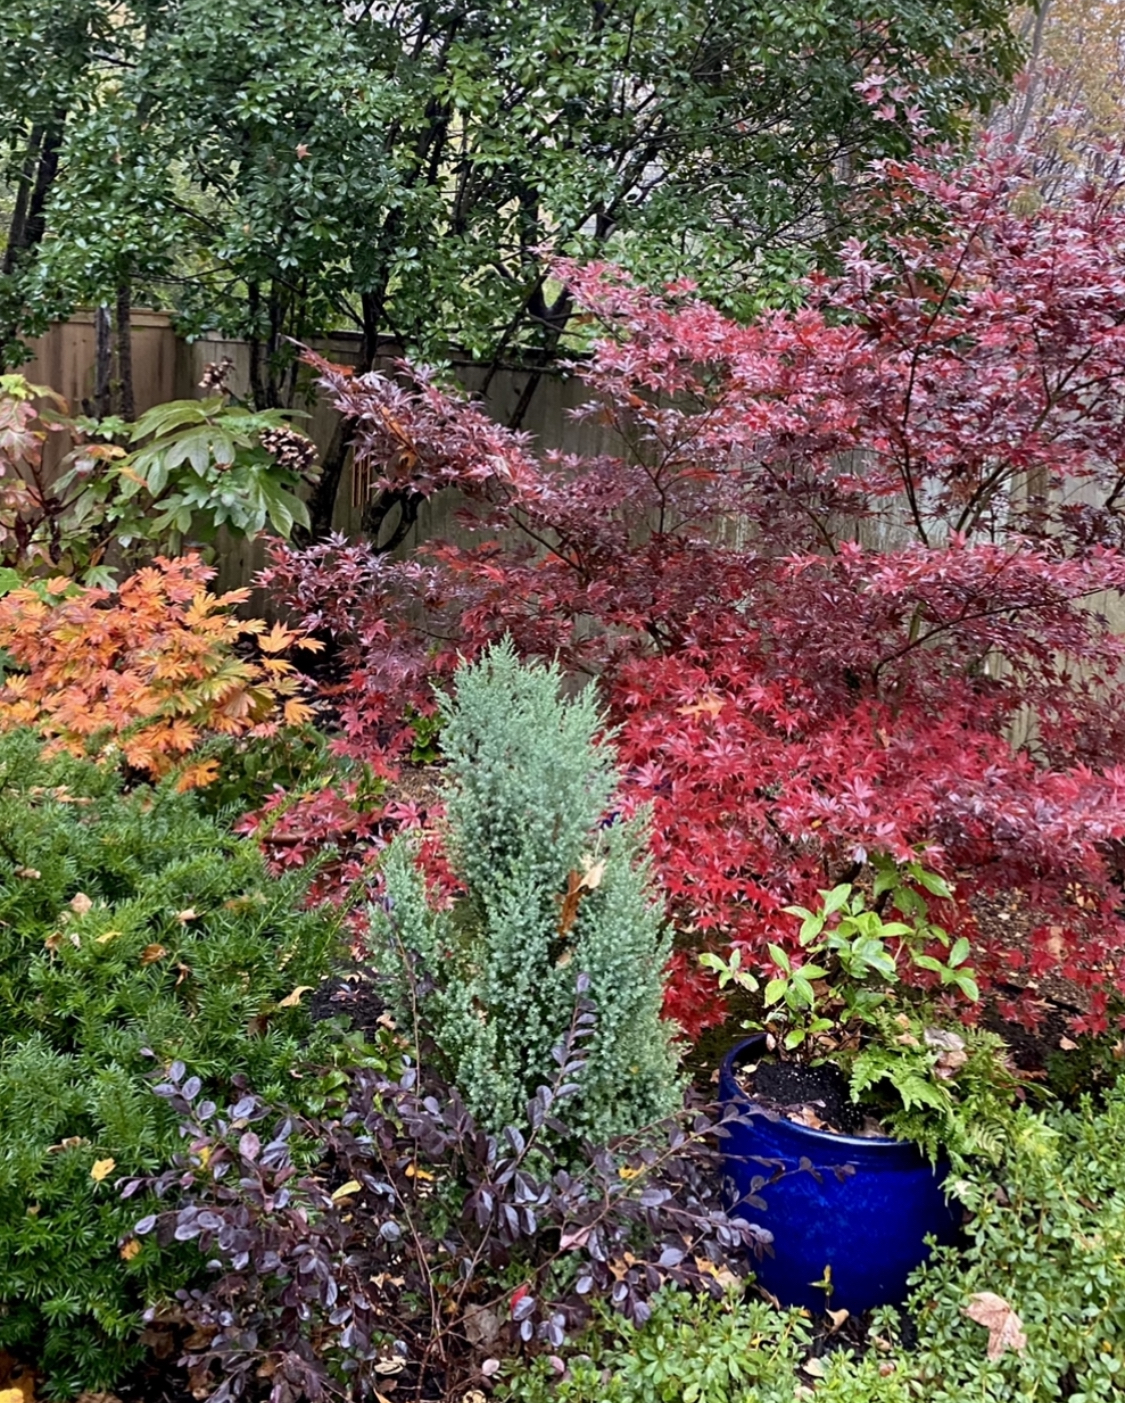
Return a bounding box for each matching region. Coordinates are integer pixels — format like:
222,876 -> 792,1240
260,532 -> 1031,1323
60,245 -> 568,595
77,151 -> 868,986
0,730 -> 347,1395
507,1079 -> 1125,1403
372,641 -> 681,1141
907,1081 -> 1125,1400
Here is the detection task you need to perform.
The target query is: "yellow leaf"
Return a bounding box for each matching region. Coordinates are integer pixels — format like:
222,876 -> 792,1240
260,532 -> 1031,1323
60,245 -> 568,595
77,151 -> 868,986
405,1164 -> 435,1182
91,1158 -> 116,1183
617,1165 -> 642,1181
579,855 -> 606,890
693,1257 -> 740,1290
48,1136 -> 88,1153
96,930 -> 121,945
278,985 -> 314,1008
283,699 -> 315,726
258,622 -> 295,654
120,1238 -> 142,1261
331,1179 -> 363,1203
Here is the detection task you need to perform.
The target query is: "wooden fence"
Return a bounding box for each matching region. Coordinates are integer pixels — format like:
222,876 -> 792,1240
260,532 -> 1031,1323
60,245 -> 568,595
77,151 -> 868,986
21,312 -> 608,599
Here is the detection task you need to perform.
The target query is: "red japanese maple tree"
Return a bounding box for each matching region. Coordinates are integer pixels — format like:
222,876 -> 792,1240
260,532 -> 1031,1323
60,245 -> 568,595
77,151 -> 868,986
263,141 -> 1125,1035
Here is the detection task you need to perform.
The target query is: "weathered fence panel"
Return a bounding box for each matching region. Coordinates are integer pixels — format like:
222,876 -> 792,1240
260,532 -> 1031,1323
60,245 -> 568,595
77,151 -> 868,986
22,316 -> 606,604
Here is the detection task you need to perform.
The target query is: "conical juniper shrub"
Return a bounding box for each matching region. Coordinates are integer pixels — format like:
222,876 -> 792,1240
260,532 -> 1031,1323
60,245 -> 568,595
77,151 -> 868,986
370,639 -> 684,1143
0,729 -> 349,1396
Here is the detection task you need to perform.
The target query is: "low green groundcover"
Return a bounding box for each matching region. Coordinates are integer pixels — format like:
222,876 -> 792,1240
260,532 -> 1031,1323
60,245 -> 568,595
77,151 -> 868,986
507,1075 -> 1125,1402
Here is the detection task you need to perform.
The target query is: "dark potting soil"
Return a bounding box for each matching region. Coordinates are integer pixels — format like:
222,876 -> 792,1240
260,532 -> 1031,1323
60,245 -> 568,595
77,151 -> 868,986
745,1056 -> 868,1136
981,991 -> 1075,1073
307,964 -> 389,1039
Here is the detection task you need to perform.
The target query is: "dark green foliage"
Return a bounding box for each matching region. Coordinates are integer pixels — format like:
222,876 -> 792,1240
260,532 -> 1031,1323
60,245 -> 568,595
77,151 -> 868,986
1042,1019 -> 1125,1105
503,1290 -> 815,1403
0,730 -> 347,1395
190,723 -> 339,819
908,1081 -> 1125,1400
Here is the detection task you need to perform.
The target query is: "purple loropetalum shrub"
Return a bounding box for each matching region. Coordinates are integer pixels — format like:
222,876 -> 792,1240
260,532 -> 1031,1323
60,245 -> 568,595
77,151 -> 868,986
129,985 -> 768,1403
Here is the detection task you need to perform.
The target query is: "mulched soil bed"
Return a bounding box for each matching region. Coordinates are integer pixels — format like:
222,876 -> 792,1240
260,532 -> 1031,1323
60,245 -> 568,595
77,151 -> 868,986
307,963 -> 389,1038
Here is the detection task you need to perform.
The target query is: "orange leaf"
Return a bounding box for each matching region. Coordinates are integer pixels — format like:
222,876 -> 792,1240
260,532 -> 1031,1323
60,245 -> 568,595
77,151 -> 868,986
175,759 -> 221,792
555,870 -> 586,939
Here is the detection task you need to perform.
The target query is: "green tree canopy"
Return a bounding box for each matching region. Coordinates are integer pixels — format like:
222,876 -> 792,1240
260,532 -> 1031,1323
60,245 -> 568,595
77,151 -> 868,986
1,0 -> 1024,528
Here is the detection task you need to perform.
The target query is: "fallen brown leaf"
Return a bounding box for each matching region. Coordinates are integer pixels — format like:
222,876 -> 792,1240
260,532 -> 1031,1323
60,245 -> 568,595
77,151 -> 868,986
964,1291 -> 1027,1359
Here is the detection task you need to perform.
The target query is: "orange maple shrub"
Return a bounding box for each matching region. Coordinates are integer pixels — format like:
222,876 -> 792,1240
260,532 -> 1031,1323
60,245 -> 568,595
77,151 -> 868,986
0,554 -> 320,788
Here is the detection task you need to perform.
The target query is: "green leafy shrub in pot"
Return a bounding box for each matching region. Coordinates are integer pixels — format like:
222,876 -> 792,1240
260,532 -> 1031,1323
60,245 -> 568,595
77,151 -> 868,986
0,729 -> 349,1395
372,640 -> 682,1141
705,867 -> 1023,1161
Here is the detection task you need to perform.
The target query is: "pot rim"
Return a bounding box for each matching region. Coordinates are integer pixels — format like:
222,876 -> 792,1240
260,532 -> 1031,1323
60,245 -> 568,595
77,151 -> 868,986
719,1034 -> 933,1157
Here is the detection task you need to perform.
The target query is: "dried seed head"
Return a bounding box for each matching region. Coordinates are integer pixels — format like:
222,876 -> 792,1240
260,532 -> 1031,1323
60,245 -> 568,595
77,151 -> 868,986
259,426 -> 318,476
198,357 -> 236,393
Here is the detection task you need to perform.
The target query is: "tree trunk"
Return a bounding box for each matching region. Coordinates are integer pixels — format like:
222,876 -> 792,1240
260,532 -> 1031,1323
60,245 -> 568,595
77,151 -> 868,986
22,118 -> 65,255
247,281 -> 267,409
0,117 -> 64,368
299,286 -> 386,541
115,282 -> 135,420
92,304 -> 113,418
2,126 -> 44,277
300,415 -> 351,543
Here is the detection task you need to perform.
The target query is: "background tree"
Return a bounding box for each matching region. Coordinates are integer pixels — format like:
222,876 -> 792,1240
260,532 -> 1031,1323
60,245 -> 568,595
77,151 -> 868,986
0,0 -> 119,367
2,0 -> 1024,534
990,1 -> 1125,192
262,141 -> 1125,1036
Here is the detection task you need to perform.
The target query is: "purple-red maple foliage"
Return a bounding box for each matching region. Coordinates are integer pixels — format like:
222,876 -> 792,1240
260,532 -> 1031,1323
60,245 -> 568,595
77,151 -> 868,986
263,142 -> 1125,1036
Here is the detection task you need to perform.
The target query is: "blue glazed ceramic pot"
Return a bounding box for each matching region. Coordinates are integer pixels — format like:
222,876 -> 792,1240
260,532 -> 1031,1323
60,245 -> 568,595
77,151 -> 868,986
719,1036 -> 961,1315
